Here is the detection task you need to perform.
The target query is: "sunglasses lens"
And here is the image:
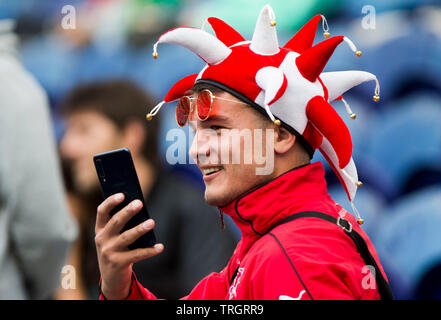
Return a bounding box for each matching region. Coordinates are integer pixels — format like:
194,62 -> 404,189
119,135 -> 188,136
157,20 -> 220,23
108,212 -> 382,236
176,97 -> 191,127
197,90 -> 212,120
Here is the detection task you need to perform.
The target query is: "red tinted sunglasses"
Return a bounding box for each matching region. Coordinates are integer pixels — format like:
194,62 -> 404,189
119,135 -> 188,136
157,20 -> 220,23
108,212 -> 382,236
175,89 -> 247,127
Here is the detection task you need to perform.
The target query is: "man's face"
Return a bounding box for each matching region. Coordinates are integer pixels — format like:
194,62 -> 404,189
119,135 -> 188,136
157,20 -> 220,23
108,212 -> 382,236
60,110 -> 124,194
189,90 -> 275,207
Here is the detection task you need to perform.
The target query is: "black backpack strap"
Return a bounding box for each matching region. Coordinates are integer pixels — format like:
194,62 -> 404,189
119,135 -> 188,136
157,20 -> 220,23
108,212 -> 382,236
229,266 -> 240,286
266,211 -> 394,300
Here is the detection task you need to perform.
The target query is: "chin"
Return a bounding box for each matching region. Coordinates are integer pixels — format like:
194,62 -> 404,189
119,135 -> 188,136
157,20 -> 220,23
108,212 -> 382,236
73,175 -> 99,196
204,188 -> 236,207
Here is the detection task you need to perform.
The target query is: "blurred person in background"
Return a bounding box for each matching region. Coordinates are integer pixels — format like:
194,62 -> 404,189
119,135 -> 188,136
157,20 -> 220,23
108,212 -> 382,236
57,79 -> 237,299
0,19 -> 77,299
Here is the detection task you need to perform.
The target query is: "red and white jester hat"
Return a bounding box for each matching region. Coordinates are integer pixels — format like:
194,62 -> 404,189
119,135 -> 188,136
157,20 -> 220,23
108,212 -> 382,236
147,4 -> 381,224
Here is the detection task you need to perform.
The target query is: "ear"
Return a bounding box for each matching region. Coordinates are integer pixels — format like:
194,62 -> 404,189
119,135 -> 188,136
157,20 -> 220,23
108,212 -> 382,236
122,121 -> 146,156
273,125 -> 296,155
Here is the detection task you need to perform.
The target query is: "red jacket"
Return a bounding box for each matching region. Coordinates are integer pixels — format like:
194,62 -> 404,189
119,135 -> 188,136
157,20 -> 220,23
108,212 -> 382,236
100,162 -> 389,300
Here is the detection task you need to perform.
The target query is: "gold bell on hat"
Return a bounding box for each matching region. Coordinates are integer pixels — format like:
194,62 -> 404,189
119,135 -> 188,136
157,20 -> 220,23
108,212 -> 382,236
357,218 -> 364,225
356,181 -> 363,187
152,52 -> 158,59
373,94 -> 380,102
270,20 -> 277,27
350,113 -> 356,120
323,31 -> 330,38
146,113 -> 153,121
355,50 -> 362,57
273,119 -> 281,126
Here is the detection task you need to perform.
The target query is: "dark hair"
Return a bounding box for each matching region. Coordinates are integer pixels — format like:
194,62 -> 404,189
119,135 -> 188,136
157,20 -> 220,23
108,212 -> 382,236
60,79 -> 160,168
191,82 -> 224,94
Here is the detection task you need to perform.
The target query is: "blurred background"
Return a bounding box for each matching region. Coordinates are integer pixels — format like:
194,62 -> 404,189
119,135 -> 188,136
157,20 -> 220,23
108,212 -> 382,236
1,0 -> 441,299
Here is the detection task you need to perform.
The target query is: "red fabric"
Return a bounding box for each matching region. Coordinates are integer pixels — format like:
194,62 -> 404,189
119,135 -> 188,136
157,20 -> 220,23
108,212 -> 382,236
302,122 -> 323,151
164,73 -> 198,102
296,36 -> 344,82
306,96 -> 352,169
200,44 -> 290,102
319,148 -> 351,201
317,76 -> 329,101
100,162 -> 388,300
283,14 -> 322,54
268,72 -> 288,106
207,17 -> 245,47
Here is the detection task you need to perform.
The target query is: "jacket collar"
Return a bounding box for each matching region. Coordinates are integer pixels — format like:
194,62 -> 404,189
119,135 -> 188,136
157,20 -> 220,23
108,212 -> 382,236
219,161 -> 333,260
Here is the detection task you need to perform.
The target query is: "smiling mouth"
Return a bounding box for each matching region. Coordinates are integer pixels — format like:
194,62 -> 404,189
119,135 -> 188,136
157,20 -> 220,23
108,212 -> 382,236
202,167 -> 224,176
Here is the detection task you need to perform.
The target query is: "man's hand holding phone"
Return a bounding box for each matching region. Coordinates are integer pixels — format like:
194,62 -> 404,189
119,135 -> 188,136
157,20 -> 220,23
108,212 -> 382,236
94,193 -> 164,300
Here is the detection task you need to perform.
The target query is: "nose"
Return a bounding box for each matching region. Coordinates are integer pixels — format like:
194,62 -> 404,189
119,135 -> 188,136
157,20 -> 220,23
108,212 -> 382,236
189,130 -> 211,164
59,130 -> 74,159
59,128 -> 82,160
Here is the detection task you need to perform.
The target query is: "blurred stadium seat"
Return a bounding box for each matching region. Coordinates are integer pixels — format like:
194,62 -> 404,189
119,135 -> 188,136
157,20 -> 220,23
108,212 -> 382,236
402,165 -> 441,196
179,0 -> 341,39
73,43 -> 133,84
413,263 -> 441,299
341,0 -> 440,16
317,153 -> 397,203
129,43 -> 205,99
366,32 -> 441,103
20,34 -> 80,106
374,186 -> 441,299
364,93 -> 441,196
325,9 -> 441,106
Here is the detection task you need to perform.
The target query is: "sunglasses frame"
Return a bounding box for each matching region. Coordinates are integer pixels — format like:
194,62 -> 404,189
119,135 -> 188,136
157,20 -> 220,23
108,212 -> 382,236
175,89 -> 248,127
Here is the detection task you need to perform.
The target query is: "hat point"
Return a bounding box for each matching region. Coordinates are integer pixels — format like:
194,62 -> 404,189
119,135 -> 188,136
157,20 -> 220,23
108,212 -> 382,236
250,5 -> 279,55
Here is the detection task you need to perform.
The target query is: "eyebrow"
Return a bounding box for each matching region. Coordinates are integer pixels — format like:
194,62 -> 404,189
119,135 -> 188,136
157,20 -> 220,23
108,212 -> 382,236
204,114 -> 230,123
188,114 -> 230,131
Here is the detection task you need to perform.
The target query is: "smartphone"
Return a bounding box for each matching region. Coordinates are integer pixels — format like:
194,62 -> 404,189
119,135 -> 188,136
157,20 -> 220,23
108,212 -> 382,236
93,148 -> 156,249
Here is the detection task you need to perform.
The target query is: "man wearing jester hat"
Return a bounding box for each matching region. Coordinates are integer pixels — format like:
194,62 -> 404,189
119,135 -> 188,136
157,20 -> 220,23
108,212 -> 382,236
96,5 -> 392,300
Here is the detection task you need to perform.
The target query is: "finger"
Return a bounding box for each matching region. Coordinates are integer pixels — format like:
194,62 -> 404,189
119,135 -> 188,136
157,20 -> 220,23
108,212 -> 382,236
96,193 -> 125,232
116,219 -> 155,250
120,243 -> 164,265
105,199 -> 143,235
